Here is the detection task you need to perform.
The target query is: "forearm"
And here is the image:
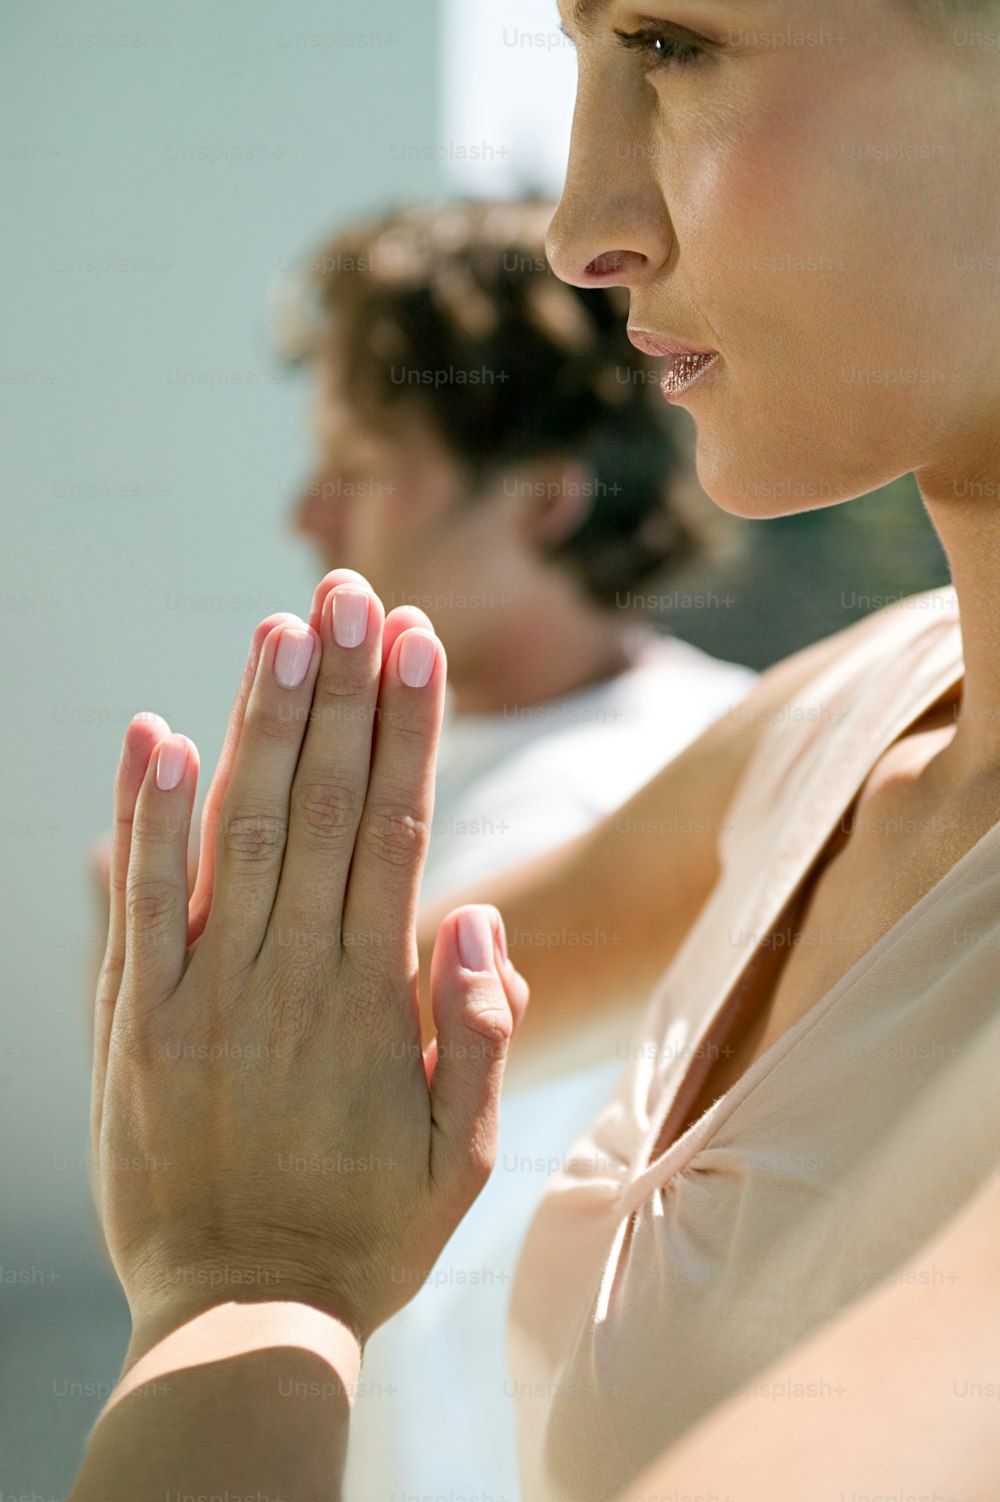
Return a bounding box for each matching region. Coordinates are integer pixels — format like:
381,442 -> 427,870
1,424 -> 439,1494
68,1302 -> 362,1502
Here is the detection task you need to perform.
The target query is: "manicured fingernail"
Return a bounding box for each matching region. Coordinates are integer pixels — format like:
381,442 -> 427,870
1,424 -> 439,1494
332,588 -> 370,649
156,736 -> 187,791
457,908 -> 496,973
398,631 -> 436,689
274,628 -> 315,688
493,909 -> 509,964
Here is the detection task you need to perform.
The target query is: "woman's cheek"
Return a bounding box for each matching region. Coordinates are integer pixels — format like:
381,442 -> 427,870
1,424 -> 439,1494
664,78 -> 820,324
670,142 -> 799,358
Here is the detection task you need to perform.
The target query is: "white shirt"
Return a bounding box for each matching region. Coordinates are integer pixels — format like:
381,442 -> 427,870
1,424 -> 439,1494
423,631 -> 759,905
344,630 -> 758,1502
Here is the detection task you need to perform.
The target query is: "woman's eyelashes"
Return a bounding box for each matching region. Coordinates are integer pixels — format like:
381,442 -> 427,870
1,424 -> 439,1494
612,24 -> 711,71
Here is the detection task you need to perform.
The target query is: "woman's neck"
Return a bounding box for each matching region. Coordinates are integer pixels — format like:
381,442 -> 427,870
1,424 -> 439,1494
920,458 -> 1000,784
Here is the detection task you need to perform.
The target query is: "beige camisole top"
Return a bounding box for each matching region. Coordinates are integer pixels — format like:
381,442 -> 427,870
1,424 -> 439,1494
506,586 -> 1000,1502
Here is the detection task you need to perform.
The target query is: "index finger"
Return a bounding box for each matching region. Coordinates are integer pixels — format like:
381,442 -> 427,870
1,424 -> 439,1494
341,628 -> 447,982
91,711 -> 169,1162
187,611 -> 302,942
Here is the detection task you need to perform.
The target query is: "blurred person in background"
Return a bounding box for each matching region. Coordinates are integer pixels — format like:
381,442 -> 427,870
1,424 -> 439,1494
280,197 -> 755,909
275,198 -> 757,1500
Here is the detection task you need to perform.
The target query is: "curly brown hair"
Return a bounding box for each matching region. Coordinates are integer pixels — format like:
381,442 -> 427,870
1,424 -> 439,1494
277,198 -> 722,610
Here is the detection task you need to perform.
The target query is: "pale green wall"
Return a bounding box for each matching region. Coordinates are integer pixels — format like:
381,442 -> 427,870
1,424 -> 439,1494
0,0 -> 442,1487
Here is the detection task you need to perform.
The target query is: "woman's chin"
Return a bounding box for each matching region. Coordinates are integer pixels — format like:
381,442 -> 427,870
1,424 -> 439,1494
695,452 -> 866,521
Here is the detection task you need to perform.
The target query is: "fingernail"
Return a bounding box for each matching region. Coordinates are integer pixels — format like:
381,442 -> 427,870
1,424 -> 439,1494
457,908 -> 496,973
398,632 -> 436,689
332,588 -> 370,649
274,628 -> 315,689
493,909 -> 509,964
156,736 -> 187,792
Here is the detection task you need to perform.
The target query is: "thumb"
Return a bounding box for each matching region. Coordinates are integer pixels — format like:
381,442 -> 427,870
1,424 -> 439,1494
427,905 -> 529,1197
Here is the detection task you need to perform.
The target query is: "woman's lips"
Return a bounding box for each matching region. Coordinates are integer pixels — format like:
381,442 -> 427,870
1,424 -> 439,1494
661,350 -> 720,398
627,327 -> 721,401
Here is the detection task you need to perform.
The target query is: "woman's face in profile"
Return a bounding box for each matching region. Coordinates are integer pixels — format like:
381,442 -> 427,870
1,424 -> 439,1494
547,0 -> 1000,516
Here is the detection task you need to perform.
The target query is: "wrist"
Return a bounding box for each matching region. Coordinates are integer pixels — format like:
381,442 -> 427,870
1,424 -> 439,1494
121,1297 -> 364,1408
72,1301 -> 361,1502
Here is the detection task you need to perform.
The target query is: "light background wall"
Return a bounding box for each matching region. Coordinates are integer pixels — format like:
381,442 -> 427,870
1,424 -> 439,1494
0,0 -> 448,1490
442,0 -> 576,196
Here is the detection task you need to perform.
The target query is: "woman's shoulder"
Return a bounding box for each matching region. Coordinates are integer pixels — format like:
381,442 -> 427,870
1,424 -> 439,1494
745,583 -> 957,719
714,585 -> 962,856
570,586 -> 961,983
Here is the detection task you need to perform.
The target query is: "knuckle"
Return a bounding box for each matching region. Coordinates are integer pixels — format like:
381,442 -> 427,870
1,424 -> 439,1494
293,778 -> 360,846
359,800 -> 430,870
251,700 -> 307,747
125,877 -> 180,938
461,999 -> 513,1049
219,809 -> 288,868
306,688 -> 375,738
381,703 -> 429,748
312,670 -> 371,711
132,803 -> 184,846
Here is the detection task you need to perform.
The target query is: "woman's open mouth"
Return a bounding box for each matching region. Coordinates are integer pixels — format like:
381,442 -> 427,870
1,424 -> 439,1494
627,328 -> 721,402
661,351 -> 720,399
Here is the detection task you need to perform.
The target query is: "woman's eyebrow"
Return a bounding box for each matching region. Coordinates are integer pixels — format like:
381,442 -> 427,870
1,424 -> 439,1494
569,0 -> 754,37
574,0 -> 611,24
567,0 -> 613,36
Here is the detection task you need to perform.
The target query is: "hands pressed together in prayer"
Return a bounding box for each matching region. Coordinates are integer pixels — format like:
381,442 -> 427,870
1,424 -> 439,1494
71,567 -> 1000,1502
75,570 -> 528,1498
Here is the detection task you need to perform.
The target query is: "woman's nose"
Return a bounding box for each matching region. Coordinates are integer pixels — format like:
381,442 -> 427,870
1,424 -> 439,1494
545,241 -> 651,289
545,79 -> 672,289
